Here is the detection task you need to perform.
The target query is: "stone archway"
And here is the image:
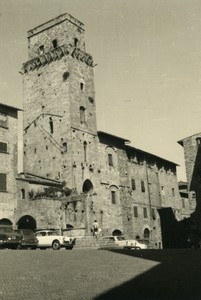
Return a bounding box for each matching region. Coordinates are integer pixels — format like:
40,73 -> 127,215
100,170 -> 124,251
82,179 -> 94,234
66,224 -> 74,229
0,218 -> 12,226
82,179 -> 93,194
17,215 -> 37,230
112,229 -> 123,236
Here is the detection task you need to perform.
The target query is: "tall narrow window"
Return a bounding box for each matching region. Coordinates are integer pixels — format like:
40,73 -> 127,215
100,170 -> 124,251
80,107 -> 86,123
141,180 -> 145,192
80,82 -> 84,91
49,117 -> 54,134
131,178 -> 136,190
0,173 -> 7,191
0,142 -> 7,153
108,154 -> 113,166
143,207 -> 148,218
151,208 -> 156,219
134,206 -> 138,217
83,141 -> 87,161
52,39 -> 58,48
111,191 -> 116,204
74,38 -> 79,47
21,189 -> 25,199
172,188 -> 175,197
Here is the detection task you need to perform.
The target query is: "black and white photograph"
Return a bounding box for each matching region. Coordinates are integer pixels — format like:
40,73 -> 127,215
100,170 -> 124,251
0,0 -> 201,299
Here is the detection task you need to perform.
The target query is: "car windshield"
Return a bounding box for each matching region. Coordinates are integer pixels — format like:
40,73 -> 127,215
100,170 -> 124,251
116,237 -> 126,241
47,231 -> 58,236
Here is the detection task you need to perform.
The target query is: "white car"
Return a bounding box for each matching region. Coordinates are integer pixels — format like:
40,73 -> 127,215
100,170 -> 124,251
35,230 -> 76,250
124,239 -> 147,250
100,236 -> 147,249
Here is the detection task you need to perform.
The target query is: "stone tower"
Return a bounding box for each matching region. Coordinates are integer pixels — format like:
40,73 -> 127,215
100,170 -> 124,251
21,13 -> 99,192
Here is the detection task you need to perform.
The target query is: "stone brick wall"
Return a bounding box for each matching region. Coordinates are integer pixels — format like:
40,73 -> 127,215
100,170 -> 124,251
0,108 -> 18,223
27,13 -> 85,59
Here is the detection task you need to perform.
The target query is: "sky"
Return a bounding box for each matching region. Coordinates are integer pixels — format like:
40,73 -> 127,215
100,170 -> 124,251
1,0 -> 201,180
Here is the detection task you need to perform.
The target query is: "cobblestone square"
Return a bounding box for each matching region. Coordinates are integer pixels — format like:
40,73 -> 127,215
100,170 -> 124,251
0,249 -> 201,300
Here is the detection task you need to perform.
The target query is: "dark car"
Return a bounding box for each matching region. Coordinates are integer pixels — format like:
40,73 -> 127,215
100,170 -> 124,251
15,229 -> 38,249
0,225 -> 22,249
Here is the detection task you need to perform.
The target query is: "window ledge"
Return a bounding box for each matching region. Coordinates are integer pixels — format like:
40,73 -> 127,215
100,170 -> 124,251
0,190 -> 8,193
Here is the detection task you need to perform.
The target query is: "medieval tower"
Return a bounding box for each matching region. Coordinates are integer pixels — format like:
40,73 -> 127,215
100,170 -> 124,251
22,14 -> 99,193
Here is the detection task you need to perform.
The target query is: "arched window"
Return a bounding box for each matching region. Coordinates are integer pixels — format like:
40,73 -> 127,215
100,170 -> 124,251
83,141 -> 87,161
82,179 -> 93,194
106,146 -> 116,168
110,185 -> 118,205
144,228 -> 150,240
80,106 -> 86,123
63,142 -> 67,153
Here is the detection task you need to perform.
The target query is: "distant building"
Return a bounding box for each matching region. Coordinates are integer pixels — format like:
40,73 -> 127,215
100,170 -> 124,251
156,133 -> 201,249
178,133 -> 201,232
178,181 -> 193,219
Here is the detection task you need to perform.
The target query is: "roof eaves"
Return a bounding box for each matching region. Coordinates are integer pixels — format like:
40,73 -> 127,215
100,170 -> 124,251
126,145 -> 179,166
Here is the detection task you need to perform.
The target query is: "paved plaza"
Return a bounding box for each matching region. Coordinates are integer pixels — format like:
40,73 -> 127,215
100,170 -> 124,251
0,248 -> 201,300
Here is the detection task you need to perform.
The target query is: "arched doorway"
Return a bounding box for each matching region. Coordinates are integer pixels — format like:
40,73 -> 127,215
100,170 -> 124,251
0,218 -> 12,226
112,229 -> 123,236
17,215 -> 36,230
82,179 -> 94,235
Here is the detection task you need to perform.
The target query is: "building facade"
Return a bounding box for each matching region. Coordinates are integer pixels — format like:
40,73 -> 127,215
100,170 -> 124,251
12,13 -> 184,248
0,104 -> 21,225
178,134 -> 201,224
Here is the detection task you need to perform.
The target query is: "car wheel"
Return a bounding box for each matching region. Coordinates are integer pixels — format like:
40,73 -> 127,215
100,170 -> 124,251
52,240 -> 61,250
31,246 -> 37,250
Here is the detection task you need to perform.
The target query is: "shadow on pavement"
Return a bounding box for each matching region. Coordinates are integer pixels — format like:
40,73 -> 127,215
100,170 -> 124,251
94,249 -> 201,300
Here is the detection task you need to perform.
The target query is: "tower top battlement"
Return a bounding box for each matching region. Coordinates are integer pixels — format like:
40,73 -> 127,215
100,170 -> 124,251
27,13 -> 85,38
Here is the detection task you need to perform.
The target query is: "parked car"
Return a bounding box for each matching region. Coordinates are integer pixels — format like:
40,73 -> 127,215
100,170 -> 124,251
124,239 -> 148,250
35,230 -> 76,250
15,229 -> 38,249
100,235 -> 147,249
0,225 -> 22,249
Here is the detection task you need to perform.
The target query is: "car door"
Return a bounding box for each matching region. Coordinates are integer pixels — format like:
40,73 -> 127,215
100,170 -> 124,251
36,232 -> 50,246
